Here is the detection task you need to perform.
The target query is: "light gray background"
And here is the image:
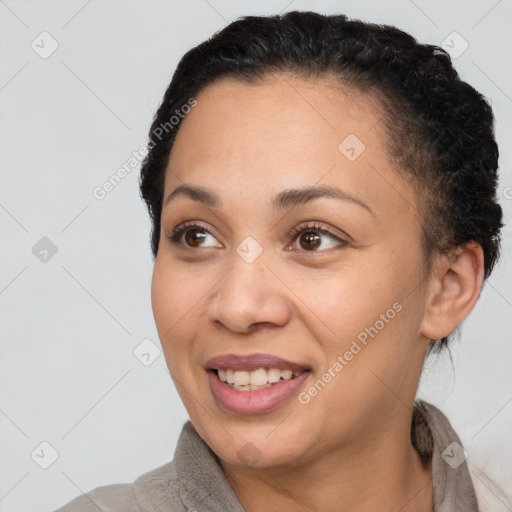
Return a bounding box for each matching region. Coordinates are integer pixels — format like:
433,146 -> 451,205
0,1 -> 511,510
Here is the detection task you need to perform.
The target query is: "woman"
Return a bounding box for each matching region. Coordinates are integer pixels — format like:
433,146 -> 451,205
57,10 -> 508,512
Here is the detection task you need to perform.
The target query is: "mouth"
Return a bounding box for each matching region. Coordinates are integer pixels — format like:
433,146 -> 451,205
214,367 -> 304,391
205,353 -> 312,414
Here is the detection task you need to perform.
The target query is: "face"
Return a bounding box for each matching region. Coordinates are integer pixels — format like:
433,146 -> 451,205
151,74 -> 432,469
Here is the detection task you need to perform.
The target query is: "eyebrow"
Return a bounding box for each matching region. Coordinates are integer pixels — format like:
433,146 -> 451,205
164,184 -> 373,215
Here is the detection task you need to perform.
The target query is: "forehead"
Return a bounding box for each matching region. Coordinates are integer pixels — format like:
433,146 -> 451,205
172,74 -> 385,157
164,74 -> 416,220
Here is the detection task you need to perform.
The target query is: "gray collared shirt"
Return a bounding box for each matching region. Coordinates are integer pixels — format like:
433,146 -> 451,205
55,400 -> 480,511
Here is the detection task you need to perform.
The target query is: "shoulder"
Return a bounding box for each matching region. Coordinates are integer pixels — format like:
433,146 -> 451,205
416,401 -> 511,512
468,462 -> 512,512
54,483 -> 138,512
54,460 -> 185,512
56,484 -> 140,512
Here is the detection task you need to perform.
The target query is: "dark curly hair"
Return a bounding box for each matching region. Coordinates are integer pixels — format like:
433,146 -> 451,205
139,11 -> 503,355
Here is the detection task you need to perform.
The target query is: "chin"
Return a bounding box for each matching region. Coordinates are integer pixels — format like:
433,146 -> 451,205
195,414 -> 315,468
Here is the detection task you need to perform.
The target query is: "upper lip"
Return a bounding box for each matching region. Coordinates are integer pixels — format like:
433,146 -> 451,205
206,353 -> 311,373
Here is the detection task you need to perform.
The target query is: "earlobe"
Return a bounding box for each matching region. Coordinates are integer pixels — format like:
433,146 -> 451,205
420,241 -> 484,341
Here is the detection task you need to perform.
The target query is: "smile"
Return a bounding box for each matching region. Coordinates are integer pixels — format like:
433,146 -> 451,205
206,353 -> 311,414
216,368 -> 302,391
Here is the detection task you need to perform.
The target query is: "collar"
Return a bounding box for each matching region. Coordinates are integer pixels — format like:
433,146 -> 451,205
134,400 -> 479,511
413,400 -> 478,511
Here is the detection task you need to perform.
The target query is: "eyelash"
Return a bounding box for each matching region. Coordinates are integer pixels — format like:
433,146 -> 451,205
168,221 -> 349,251
289,221 -> 347,245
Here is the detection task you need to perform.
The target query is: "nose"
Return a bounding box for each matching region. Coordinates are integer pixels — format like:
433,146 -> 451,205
208,252 -> 292,334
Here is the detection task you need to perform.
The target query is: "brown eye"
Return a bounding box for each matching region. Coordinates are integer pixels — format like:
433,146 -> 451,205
299,231 -> 322,250
169,223 -> 222,249
184,228 -> 207,247
290,222 -> 348,252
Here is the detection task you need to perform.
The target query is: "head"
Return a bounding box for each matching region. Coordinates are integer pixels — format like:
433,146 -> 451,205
140,12 -> 502,468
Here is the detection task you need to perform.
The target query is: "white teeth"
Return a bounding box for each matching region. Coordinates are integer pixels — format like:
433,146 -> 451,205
232,383 -> 272,391
249,368 -> 268,386
233,371 -> 250,386
267,368 -> 281,383
280,369 -> 293,380
217,367 -> 301,388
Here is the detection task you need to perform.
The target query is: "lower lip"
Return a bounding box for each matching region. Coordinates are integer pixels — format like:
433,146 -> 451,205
208,370 -> 311,415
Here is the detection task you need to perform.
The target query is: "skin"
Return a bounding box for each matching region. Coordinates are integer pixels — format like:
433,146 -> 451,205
151,74 -> 484,512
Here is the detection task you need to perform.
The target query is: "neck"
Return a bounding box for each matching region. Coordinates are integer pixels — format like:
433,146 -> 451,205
221,405 -> 434,512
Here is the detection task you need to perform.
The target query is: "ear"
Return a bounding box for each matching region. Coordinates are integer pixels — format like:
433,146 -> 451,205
420,241 -> 485,341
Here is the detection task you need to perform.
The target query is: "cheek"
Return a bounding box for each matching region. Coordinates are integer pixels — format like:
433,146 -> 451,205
294,263 -> 406,346
151,258 -> 206,333
300,262 -> 425,406
150,260 -> 202,367
151,263 -> 177,338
